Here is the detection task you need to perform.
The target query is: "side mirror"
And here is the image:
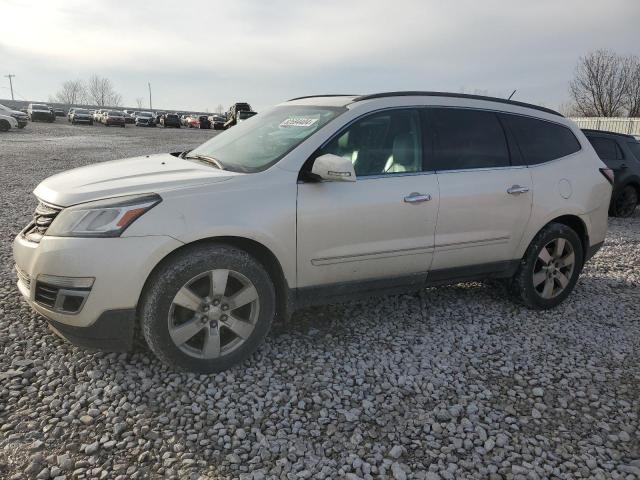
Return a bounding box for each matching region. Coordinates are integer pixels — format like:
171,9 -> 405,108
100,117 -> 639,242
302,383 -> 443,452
311,154 -> 356,182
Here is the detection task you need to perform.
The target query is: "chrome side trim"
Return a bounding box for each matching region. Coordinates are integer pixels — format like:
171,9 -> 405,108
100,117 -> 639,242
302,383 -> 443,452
311,246 -> 434,266
434,236 -> 510,252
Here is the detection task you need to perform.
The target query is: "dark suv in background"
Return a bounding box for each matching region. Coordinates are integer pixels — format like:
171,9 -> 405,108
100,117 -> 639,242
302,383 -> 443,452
583,129 -> 640,217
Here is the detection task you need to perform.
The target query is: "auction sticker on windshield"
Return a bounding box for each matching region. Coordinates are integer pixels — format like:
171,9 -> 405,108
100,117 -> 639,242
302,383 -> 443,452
280,117 -> 319,128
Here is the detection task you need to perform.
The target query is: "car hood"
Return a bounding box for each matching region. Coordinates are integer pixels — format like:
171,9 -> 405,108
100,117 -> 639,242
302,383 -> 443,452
34,153 -> 241,207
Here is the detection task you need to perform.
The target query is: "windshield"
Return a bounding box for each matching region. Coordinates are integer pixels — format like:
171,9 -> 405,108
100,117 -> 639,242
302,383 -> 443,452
238,111 -> 256,119
139,112 -> 152,117
32,104 -> 48,109
187,105 -> 345,172
628,142 -> 640,161
75,109 -> 89,114
108,111 -> 123,116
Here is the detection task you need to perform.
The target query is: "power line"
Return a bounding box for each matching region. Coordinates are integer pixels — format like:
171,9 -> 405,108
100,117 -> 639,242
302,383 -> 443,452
4,74 -> 15,100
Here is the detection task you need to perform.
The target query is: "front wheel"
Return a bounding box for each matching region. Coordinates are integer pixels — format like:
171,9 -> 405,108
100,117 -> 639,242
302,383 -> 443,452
140,244 -> 276,373
509,223 -> 583,309
610,185 -> 638,218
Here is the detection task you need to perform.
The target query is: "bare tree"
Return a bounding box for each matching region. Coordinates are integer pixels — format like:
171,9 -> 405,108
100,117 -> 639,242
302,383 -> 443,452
135,97 -> 145,109
569,50 -> 633,117
215,104 -> 224,115
626,57 -> 640,117
87,74 -> 123,107
52,79 -> 87,106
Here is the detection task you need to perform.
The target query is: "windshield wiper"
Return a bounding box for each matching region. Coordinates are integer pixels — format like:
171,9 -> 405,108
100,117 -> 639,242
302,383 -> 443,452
185,153 -> 225,170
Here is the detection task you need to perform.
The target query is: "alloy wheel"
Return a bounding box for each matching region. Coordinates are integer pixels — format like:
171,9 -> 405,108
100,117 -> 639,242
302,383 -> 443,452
532,237 -> 576,299
168,269 -> 260,359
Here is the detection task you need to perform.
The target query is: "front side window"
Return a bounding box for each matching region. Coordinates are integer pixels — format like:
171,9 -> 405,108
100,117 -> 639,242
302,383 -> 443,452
188,105 -> 344,173
503,114 -> 581,165
317,109 -> 422,176
428,108 -> 510,171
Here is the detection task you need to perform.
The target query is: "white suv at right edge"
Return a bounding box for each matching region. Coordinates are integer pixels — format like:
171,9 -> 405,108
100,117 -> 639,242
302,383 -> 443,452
13,91 -> 613,373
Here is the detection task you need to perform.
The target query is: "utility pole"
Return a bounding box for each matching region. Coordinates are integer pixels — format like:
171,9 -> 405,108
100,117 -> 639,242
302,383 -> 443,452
4,74 -> 15,100
148,82 -> 152,110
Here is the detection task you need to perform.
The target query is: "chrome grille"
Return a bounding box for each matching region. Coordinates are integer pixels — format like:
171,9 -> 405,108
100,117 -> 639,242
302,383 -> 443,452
15,265 -> 31,291
23,201 -> 62,243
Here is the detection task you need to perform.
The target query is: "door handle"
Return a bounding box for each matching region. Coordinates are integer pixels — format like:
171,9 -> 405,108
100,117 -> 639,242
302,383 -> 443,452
404,192 -> 432,203
507,185 -> 530,195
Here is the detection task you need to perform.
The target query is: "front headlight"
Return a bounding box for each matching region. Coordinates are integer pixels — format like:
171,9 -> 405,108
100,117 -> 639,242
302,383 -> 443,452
46,193 -> 161,238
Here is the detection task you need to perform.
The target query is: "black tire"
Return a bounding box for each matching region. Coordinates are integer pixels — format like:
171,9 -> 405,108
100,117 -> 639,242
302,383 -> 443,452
140,244 -> 276,373
121,124 -> 125,128
89,121 -> 93,126
610,185 -> 638,218
0,120 -> 10,132
509,223 -> 584,309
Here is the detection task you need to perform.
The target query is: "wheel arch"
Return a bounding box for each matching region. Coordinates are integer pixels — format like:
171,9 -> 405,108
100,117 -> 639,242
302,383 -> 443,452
138,236 -> 292,324
541,214 -> 589,260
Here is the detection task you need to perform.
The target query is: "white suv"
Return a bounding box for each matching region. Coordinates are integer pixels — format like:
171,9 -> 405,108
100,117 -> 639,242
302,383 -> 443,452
13,92 -> 613,373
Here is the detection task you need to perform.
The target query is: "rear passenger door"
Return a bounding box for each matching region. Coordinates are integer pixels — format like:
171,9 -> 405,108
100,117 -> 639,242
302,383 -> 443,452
426,108 -> 533,272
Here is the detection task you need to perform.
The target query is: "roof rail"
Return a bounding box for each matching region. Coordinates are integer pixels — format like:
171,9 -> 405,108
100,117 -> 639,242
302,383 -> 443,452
580,128 -> 637,139
352,91 -> 563,117
287,94 -> 358,101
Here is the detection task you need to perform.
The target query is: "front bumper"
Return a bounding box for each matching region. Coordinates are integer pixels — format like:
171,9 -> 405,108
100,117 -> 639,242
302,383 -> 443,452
13,116 -> 28,127
48,309 -> 137,351
13,233 -> 183,349
31,112 -> 53,121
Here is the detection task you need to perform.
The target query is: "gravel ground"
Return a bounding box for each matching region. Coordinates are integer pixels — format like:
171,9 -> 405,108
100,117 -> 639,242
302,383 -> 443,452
0,122 -> 639,479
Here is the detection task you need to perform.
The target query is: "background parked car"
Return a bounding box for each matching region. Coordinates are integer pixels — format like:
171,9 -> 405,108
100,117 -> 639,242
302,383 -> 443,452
28,103 -> 55,122
224,102 -> 254,128
53,108 -> 66,117
161,113 -> 181,128
0,103 -> 28,128
198,115 -> 211,129
70,108 -> 94,125
123,112 -> 135,124
102,110 -> 126,127
154,111 -> 166,125
0,112 -> 19,132
584,129 -> 640,217
209,115 -> 226,130
93,109 -> 107,123
185,114 -> 200,128
135,111 -> 155,127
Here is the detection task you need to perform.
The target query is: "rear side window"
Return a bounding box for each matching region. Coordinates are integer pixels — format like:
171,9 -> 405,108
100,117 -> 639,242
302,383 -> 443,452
587,137 -> 623,161
502,114 -> 581,165
427,108 -> 510,171
628,142 -> 640,161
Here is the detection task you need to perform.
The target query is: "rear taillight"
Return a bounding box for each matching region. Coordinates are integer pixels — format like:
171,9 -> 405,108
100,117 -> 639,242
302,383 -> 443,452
599,168 -> 614,185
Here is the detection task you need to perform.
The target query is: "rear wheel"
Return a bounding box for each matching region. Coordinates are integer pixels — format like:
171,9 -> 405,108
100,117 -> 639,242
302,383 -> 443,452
0,120 -> 10,132
141,244 -> 276,373
509,223 -> 583,309
611,185 -> 638,218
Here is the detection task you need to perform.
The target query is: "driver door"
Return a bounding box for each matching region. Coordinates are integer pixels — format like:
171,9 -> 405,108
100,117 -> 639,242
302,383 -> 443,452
296,108 -> 439,290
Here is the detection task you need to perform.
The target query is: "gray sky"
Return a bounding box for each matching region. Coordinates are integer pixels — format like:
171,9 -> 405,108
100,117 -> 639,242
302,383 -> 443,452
2,0 -> 639,112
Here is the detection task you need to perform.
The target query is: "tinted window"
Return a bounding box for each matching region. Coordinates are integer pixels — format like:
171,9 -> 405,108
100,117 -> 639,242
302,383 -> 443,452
318,109 -> 422,176
428,108 -> 510,170
503,115 -> 581,165
587,137 -> 621,161
628,142 -> 640,161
